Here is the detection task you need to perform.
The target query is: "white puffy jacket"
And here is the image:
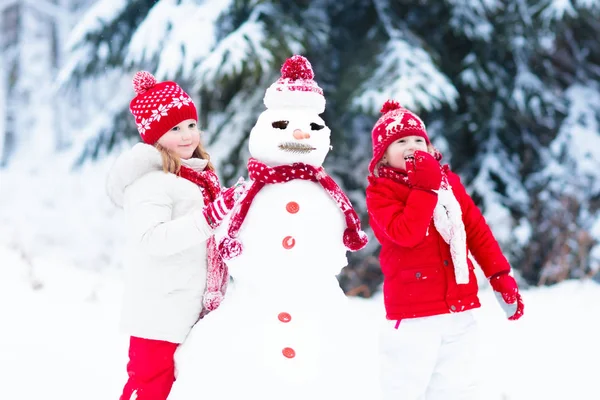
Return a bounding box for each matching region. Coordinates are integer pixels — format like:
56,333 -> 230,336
107,143 -> 213,343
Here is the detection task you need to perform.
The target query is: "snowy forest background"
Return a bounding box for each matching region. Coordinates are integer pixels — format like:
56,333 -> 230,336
2,0 -> 600,297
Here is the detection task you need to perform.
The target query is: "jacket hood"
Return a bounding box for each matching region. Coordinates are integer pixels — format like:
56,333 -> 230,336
106,143 -> 209,208
106,143 -> 164,208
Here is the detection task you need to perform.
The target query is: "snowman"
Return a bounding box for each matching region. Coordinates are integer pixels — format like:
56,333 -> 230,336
169,55 -> 372,400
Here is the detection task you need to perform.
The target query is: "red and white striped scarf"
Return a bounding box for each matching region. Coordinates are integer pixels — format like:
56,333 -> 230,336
178,165 -> 229,317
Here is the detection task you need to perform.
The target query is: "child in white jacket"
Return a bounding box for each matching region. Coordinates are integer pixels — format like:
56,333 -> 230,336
106,71 -> 239,400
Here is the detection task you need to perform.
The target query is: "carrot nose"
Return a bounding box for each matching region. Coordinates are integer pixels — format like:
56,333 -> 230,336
293,129 -> 311,140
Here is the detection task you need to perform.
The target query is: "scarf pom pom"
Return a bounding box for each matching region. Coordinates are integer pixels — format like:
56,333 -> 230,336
219,236 -> 243,260
343,229 -> 368,251
202,290 -> 224,312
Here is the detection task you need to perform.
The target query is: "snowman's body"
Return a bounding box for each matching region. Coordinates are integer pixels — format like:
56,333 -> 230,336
225,179 -> 348,286
170,180 -> 367,399
169,57 -> 373,400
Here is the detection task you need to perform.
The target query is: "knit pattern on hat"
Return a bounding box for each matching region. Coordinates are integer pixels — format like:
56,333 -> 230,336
368,99 -> 430,174
129,71 -> 198,144
263,55 -> 326,114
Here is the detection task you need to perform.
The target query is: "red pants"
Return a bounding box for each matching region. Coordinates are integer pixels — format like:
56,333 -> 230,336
120,336 -> 180,400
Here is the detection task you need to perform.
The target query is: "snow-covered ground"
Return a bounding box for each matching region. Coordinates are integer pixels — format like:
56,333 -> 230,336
1,159 -> 599,399
1,243 -> 599,400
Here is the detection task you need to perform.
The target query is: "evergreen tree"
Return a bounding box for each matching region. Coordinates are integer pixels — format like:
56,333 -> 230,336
58,0 -> 600,293
0,0 -> 93,166
523,1 -> 600,283
57,0 -> 158,162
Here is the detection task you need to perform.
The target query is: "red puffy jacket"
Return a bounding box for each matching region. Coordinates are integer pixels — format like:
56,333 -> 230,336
366,169 -> 510,320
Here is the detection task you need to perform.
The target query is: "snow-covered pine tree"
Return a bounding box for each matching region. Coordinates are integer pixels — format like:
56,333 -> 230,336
56,0 -> 157,162
523,1 -> 600,284
60,0 -> 600,293
433,0 -> 541,277
425,0 -> 600,285
338,0 -> 599,290
189,0 -> 330,181
323,0 -> 460,295
13,3 -> 59,164
0,1 -> 20,166
327,0 -> 533,294
0,0 -> 90,167
59,0 -> 328,171
0,11 -> 7,167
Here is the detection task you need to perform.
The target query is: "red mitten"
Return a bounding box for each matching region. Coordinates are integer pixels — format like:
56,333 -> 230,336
406,150 -> 442,191
489,272 -> 524,321
203,186 -> 236,229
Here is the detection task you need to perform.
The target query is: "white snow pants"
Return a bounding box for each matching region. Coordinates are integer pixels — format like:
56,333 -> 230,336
379,311 -> 479,400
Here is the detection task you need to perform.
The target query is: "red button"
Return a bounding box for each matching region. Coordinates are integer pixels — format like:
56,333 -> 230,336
282,236 -> 296,249
282,347 -> 296,358
286,201 -> 300,214
278,312 -> 292,323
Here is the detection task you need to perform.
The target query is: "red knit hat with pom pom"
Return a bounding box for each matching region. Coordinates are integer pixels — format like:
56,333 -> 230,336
263,55 -> 326,114
368,100 -> 430,174
129,71 -> 198,144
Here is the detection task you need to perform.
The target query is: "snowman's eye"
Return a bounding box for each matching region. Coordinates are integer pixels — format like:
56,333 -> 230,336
272,120 -> 289,129
310,123 -> 325,131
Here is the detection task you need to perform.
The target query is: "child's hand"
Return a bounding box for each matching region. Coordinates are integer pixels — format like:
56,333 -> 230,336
490,272 -> 524,320
231,177 -> 247,201
203,186 -> 237,229
406,150 -> 442,191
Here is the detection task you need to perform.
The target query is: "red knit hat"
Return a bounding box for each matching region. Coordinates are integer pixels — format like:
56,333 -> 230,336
263,55 -> 326,114
368,100 -> 430,174
129,71 -> 198,145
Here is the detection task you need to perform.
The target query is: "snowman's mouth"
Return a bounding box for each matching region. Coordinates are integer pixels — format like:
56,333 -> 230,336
278,142 -> 316,154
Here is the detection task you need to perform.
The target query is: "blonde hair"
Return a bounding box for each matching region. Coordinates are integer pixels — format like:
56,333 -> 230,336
155,139 -> 215,174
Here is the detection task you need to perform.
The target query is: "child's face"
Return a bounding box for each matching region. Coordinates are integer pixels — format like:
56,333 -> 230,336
157,119 -> 200,159
383,135 -> 428,170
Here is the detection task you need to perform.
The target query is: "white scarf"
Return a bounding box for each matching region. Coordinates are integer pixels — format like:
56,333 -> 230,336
432,176 -> 469,284
181,157 -> 208,172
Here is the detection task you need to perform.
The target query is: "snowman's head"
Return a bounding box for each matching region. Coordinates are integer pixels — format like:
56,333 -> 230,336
249,108 -> 331,167
249,55 -> 331,167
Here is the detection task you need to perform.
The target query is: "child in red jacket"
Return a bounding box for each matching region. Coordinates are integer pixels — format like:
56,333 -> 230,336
366,100 -> 524,400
